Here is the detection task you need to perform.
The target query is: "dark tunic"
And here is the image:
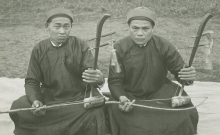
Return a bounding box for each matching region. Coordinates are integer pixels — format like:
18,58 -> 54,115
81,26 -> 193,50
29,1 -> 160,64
25,36 -> 96,104
107,35 -> 198,135
9,36 -> 106,135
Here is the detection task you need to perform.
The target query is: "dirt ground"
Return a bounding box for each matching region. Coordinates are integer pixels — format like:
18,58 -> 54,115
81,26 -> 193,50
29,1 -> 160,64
0,17 -> 220,81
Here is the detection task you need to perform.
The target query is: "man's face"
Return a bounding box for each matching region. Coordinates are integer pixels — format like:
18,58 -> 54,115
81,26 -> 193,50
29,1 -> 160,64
129,20 -> 153,46
46,17 -> 72,45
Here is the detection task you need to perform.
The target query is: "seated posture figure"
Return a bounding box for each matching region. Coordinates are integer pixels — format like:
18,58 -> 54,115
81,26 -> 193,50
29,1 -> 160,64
107,7 -> 198,135
9,8 -> 106,135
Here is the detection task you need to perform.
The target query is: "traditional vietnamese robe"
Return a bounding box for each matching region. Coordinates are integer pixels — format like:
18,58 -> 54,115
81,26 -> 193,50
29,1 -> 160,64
9,36 -> 106,135
107,35 -> 198,135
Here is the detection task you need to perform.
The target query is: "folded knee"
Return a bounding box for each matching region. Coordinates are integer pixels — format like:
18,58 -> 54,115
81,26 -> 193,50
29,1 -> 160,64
11,95 -> 31,110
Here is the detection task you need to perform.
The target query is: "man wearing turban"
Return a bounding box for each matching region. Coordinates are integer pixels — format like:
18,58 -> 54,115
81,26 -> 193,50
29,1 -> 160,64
9,8 -> 106,135
107,7 -> 198,135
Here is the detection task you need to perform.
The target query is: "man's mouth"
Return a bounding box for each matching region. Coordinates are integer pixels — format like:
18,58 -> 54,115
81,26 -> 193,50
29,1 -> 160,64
135,39 -> 145,42
58,36 -> 66,39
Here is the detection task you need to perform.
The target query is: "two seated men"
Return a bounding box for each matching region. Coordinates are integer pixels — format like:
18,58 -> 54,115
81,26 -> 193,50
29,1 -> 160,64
10,7 -> 198,135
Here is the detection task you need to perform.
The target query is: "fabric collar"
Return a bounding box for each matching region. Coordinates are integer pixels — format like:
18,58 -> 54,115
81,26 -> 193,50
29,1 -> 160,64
139,43 -> 147,47
50,41 -> 62,47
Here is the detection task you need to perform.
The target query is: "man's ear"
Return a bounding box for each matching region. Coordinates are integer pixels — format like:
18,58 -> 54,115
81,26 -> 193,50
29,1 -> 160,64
128,22 -> 130,27
45,23 -> 50,32
45,23 -> 49,28
71,23 -> 73,27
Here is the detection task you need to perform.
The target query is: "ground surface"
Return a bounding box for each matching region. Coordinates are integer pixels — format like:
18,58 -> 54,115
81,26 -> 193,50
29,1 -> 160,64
0,78 -> 220,135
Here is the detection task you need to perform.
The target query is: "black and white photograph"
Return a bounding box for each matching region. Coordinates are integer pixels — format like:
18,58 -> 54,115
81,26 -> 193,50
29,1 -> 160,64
0,0 -> 220,135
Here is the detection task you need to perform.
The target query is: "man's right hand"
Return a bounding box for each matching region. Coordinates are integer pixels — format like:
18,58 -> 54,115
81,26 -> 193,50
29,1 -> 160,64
31,100 -> 46,116
118,96 -> 135,112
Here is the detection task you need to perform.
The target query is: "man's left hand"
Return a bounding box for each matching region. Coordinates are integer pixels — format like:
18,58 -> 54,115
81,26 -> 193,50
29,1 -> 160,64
82,68 -> 104,84
118,96 -> 135,112
178,66 -> 196,81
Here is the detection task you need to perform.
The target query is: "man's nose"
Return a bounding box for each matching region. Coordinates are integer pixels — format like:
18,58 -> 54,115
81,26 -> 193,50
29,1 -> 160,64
59,27 -> 65,34
137,29 -> 143,36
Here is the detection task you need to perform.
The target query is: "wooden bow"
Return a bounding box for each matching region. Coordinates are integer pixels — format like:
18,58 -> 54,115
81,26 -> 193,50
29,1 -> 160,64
0,96 -> 208,114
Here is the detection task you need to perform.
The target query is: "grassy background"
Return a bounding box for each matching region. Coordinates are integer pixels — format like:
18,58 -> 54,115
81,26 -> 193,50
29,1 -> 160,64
0,0 -> 219,26
0,0 -> 220,82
